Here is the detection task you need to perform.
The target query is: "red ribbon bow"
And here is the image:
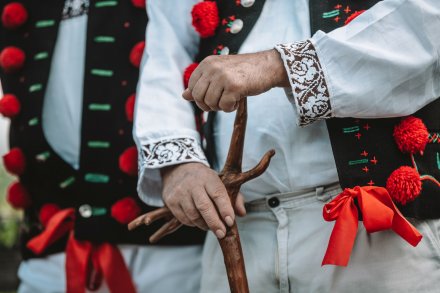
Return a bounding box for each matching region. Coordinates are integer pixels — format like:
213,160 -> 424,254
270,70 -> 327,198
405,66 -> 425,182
27,208 -> 136,293
322,186 -> 422,266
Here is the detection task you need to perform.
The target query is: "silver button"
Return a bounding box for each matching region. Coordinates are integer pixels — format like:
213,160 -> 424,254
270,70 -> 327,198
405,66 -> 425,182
202,138 -> 208,149
220,46 -> 230,55
230,19 -> 243,34
241,0 -> 255,8
79,204 -> 93,218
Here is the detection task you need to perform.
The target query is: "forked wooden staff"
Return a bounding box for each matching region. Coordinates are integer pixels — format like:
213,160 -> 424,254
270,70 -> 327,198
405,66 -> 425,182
128,98 -> 275,293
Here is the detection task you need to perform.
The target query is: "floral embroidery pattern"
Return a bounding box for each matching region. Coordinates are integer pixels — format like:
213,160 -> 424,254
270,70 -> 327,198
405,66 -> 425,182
275,41 -> 332,126
141,137 -> 208,167
62,0 -> 89,19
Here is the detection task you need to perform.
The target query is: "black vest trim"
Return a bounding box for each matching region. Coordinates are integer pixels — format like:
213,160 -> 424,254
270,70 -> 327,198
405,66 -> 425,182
309,0 -> 440,219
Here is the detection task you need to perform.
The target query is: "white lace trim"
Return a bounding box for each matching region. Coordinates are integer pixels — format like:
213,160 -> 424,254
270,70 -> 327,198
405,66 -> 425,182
140,137 -> 208,168
275,41 -> 332,126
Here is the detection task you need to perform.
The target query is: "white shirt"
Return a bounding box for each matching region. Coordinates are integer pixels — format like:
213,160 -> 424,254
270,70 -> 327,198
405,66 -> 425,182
135,0 -> 440,207
42,0 -> 88,170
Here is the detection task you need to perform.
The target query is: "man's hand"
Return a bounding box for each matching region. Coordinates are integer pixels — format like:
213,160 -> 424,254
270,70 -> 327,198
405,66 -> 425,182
182,49 -> 289,112
161,163 -> 246,239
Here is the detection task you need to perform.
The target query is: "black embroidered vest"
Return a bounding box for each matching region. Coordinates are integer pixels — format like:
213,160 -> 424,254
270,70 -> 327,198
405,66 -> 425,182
196,0 -> 440,220
1,0 -> 205,260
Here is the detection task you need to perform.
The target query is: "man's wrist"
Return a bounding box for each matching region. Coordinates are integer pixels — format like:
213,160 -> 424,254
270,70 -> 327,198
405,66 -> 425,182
266,49 -> 290,88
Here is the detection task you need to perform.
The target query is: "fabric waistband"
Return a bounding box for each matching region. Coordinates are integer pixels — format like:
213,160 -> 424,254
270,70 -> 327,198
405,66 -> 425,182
245,183 -> 342,212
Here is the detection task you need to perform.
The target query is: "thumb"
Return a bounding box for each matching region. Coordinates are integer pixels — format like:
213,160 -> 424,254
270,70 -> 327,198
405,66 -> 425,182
182,88 -> 194,101
235,192 -> 247,217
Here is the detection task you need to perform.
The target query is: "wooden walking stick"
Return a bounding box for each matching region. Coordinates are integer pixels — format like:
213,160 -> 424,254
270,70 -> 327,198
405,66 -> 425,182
129,98 -> 275,293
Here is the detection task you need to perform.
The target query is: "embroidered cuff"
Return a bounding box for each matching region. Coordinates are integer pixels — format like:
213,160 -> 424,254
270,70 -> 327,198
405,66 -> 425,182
275,41 -> 333,126
140,137 -> 208,168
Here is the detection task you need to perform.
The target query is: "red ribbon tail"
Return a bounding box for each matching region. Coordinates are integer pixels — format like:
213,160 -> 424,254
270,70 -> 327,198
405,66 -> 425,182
389,202 -> 423,247
322,199 -> 359,266
364,186 -> 423,247
96,243 -> 137,293
26,208 -> 75,255
66,233 -> 91,293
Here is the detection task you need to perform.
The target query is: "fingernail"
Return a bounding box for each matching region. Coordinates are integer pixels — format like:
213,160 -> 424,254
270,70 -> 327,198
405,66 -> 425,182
225,216 -> 234,227
215,229 -> 225,239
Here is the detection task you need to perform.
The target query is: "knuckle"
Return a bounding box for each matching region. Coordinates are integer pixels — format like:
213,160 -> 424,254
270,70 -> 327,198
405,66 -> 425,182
195,200 -> 211,214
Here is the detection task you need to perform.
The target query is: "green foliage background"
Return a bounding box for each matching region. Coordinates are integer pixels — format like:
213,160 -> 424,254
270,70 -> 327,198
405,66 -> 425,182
0,164 -> 21,248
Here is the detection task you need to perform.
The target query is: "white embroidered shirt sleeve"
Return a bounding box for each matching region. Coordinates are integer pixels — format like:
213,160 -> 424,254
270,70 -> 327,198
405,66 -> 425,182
134,0 -> 206,207
276,0 -> 440,124
140,137 -> 207,168
275,41 -> 332,126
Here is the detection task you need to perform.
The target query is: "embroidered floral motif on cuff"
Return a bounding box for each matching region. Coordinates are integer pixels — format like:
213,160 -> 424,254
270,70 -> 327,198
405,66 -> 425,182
141,137 -> 208,168
275,41 -> 332,126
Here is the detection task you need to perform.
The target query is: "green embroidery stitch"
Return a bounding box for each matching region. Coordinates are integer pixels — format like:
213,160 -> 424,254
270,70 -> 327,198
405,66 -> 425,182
91,69 -> 113,77
85,173 -> 110,183
437,153 -> 440,170
36,20 -> 55,28
349,159 -> 369,166
92,207 -> 107,216
343,126 -> 360,133
89,104 -> 111,111
34,52 -> 49,60
95,1 -> 118,8
88,141 -> 110,148
28,118 -> 39,126
322,10 -> 340,18
94,36 -> 115,43
60,176 -> 76,189
36,151 -> 51,162
29,84 -> 43,92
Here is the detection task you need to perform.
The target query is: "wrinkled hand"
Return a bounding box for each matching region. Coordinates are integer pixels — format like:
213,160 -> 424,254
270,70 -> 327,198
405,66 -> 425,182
182,49 -> 289,112
161,162 -> 246,239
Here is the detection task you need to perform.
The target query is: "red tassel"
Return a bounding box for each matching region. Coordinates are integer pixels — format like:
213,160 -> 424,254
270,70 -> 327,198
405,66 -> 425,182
129,41 -> 145,68
0,94 -> 21,118
111,197 -> 141,224
191,1 -> 219,38
0,46 -> 25,73
183,63 -> 199,88
2,147 -> 26,175
119,146 -> 138,176
7,181 -> 31,209
344,10 -> 366,25
39,204 -> 61,227
386,166 -> 422,205
394,116 -> 429,155
131,0 -> 146,9
125,94 -> 136,122
1,2 -> 28,29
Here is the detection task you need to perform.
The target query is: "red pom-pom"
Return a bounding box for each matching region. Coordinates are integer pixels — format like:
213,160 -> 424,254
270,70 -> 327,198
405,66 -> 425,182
386,166 -> 422,205
2,2 -> 28,29
111,197 -> 141,224
183,63 -> 199,88
0,94 -> 21,117
393,116 -> 429,155
125,94 -> 136,122
39,204 -> 61,227
131,0 -> 146,9
191,1 -> 219,38
0,46 -> 25,73
344,10 -> 366,25
2,147 -> 26,175
129,41 -> 145,68
7,181 -> 31,209
119,146 -> 138,176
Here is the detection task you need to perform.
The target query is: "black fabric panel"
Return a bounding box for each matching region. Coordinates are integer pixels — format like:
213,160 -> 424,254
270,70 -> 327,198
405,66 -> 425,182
1,0 -> 205,259
310,0 -> 440,219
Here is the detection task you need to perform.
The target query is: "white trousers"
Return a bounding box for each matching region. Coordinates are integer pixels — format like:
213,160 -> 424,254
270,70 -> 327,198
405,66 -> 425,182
18,244 -> 202,293
201,186 -> 440,293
